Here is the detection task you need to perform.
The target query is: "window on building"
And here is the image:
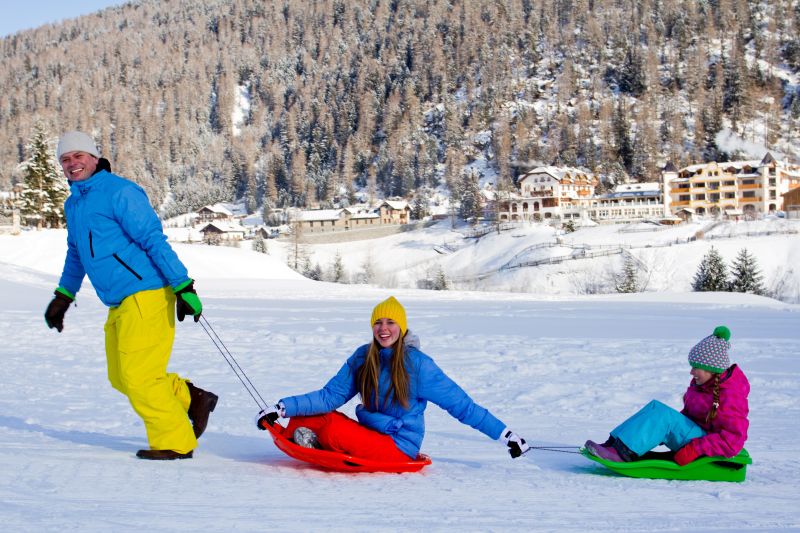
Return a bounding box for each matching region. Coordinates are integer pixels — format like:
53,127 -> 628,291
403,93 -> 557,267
742,191 -> 756,198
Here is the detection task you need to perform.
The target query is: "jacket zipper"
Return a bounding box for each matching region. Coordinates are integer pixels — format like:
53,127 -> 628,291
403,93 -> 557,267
113,254 -> 143,280
89,231 -> 94,258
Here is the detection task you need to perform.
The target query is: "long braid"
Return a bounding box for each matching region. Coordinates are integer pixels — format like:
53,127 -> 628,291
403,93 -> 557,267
706,373 -> 721,424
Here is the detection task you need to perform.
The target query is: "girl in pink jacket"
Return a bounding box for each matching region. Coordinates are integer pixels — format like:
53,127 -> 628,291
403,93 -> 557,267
585,326 -> 749,465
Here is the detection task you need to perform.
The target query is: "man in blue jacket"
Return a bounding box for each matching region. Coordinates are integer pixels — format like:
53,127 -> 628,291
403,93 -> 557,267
44,131 -> 217,460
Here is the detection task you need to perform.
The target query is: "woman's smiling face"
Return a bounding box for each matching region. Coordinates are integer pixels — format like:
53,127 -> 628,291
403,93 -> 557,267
373,317 -> 401,348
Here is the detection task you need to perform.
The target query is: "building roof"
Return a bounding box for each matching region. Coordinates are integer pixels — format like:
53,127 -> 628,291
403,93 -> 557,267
611,182 -> 661,194
521,166 -> 593,182
681,160 -> 763,174
379,200 -> 410,210
197,204 -> 234,216
297,209 -> 344,222
199,222 -> 246,233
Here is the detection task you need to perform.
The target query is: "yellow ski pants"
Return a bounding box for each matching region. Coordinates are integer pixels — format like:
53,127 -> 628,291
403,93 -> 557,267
104,287 -> 197,454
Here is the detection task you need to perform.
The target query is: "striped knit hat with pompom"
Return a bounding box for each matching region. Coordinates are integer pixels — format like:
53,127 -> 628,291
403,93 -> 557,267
688,326 -> 731,373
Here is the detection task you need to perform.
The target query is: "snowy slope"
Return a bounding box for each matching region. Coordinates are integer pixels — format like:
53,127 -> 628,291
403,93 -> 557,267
0,230 -> 799,531
279,218 -> 800,302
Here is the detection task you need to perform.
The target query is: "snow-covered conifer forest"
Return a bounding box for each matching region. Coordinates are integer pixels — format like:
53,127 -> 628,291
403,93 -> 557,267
2,0 -> 800,216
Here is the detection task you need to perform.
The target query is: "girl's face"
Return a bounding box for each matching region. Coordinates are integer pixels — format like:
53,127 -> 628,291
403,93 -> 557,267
373,318 -> 401,348
690,367 -> 714,386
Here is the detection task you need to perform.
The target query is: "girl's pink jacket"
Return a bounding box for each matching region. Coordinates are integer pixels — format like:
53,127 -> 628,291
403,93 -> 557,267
681,364 -> 750,458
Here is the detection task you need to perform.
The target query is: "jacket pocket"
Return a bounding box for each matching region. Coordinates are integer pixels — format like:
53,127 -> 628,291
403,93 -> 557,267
89,231 -> 94,258
113,253 -> 143,280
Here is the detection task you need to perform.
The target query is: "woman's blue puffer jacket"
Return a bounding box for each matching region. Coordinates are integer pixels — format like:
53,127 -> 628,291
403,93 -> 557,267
280,343 -> 506,459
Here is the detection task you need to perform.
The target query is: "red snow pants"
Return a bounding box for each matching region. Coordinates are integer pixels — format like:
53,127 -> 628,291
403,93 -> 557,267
281,411 -> 411,461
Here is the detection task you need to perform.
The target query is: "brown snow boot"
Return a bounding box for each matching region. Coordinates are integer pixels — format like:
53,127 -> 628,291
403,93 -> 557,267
187,382 -> 218,438
136,449 -> 193,460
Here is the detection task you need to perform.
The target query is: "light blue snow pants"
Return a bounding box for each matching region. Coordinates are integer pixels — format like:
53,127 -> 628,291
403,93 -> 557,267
610,400 -> 706,456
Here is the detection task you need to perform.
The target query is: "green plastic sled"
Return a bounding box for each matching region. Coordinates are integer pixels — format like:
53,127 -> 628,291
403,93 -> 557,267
581,447 -> 752,482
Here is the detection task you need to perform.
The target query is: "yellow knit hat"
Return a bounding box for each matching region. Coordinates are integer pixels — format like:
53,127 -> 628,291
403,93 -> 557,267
370,296 -> 407,335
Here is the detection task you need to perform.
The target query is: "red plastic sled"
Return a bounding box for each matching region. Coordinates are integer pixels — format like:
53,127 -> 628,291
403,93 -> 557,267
259,419 -> 432,473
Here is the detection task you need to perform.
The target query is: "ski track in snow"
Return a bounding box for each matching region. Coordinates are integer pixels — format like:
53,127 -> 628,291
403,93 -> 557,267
0,230 -> 799,531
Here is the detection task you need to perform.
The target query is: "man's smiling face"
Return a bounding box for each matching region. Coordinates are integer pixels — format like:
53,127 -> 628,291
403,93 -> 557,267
59,151 -> 98,181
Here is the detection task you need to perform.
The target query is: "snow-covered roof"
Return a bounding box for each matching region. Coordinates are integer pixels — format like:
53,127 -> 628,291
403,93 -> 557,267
613,182 -> 661,194
379,200 -> 409,210
679,158 -> 783,174
297,209 -> 345,222
604,182 -> 662,199
199,222 -> 247,233
197,204 -> 234,216
520,166 -> 594,182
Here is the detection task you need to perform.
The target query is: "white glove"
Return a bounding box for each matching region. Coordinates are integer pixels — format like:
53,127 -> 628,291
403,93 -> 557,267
255,402 -> 286,429
501,428 -> 531,458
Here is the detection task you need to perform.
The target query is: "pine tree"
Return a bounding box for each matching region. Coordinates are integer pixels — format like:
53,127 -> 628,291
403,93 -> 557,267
458,169 -> 482,222
19,123 -> 67,228
432,265 -> 449,290
330,251 -> 346,283
613,101 -> 634,173
411,189 -> 430,220
692,247 -> 729,291
729,248 -> 765,295
252,233 -> 268,254
615,254 -> 641,293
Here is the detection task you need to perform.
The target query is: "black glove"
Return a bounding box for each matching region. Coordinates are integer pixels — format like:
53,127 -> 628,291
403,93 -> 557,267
255,403 -> 285,429
174,280 -> 202,322
44,290 -> 74,332
501,429 -> 531,459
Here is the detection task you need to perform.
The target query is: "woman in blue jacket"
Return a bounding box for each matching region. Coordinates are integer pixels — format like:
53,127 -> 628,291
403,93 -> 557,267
258,296 -> 530,460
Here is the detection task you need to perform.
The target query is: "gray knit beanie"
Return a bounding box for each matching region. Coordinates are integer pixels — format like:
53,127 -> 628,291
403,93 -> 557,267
56,131 -> 100,160
688,326 -> 731,373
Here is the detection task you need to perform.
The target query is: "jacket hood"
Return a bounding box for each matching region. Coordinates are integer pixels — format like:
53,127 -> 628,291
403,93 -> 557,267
692,364 -> 748,394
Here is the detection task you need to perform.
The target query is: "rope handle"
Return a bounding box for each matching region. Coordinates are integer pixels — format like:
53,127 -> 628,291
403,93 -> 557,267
199,315 -> 271,413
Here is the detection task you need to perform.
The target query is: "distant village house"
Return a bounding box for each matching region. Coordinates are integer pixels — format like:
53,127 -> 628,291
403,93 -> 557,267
291,201 -> 409,234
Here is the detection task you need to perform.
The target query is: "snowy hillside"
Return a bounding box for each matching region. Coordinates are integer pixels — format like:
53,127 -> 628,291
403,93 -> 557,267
268,217 -> 800,303
0,229 -> 799,531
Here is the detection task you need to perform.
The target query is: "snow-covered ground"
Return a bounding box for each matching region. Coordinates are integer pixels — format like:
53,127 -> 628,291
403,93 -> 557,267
0,227 -> 798,531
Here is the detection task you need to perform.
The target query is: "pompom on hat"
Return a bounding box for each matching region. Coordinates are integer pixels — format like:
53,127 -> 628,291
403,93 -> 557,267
56,131 -> 100,160
688,326 -> 731,373
370,296 -> 407,336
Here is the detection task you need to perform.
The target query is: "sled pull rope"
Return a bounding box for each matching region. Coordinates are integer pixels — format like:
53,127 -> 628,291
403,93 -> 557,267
530,446 -> 582,454
199,315 -> 270,412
